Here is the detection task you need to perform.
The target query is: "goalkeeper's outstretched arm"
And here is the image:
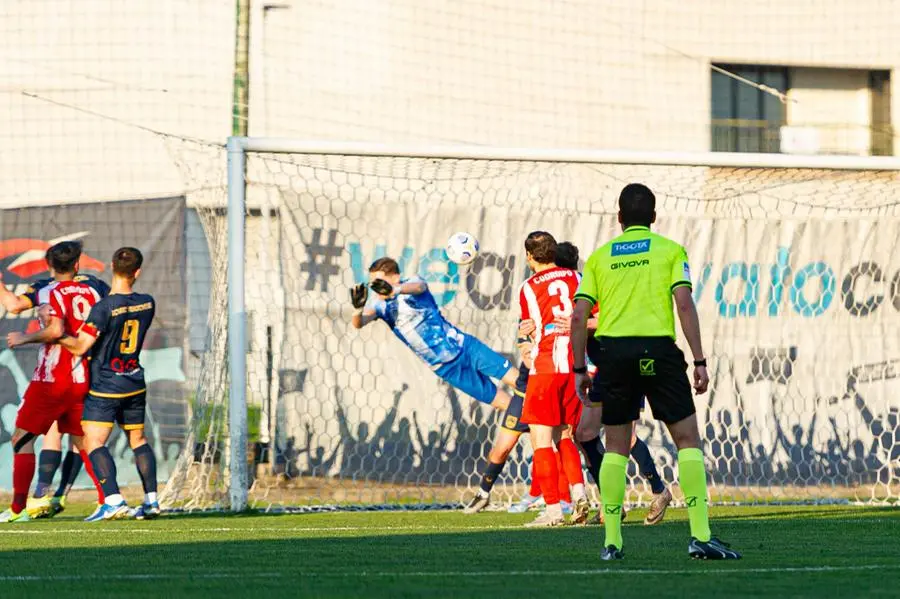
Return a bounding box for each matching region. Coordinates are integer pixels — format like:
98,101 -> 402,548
396,279 -> 427,295
370,278 -> 426,297
351,310 -> 376,329
350,283 -> 376,329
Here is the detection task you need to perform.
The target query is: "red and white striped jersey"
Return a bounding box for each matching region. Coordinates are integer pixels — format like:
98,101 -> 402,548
32,280 -> 100,385
519,267 -> 580,374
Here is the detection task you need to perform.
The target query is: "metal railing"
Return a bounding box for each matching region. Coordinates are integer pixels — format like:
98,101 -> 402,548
712,120 -> 895,156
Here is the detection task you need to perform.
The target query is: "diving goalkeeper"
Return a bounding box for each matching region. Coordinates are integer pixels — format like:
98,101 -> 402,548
350,257 -> 519,410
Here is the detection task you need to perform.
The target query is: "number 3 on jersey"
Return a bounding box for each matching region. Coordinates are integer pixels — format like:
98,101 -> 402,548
548,280 -> 573,319
120,319 -> 140,354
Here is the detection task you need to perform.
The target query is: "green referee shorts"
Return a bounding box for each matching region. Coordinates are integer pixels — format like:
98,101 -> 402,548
590,336 -> 695,426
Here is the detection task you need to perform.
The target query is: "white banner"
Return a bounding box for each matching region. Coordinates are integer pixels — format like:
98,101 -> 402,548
273,198 -> 900,497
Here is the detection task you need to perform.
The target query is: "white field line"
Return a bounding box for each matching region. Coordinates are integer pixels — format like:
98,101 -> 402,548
1,564 -> 898,582
0,572 -> 281,582
0,517 -> 897,535
314,564 -> 900,577
0,524 -> 525,535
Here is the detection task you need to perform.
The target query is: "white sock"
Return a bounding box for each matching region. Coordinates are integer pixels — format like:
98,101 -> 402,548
105,493 -> 124,506
571,483 -> 586,502
476,489 -> 490,499
545,502 -> 563,519
144,492 -> 158,504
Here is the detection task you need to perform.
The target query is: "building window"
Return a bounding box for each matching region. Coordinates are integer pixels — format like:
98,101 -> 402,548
711,65 -> 788,153
870,71 -> 892,156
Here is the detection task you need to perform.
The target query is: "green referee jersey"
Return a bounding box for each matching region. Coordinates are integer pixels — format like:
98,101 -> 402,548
575,225 -> 692,339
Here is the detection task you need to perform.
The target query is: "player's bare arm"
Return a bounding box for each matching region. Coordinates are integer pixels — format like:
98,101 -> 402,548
397,279 -> 427,295
571,298 -> 593,404
353,271 -> 427,328
672,286 -> 708,394
371,277 -> 427,298
36,304 -> 52,327
517,319 -> 535,368
0,273 -> 34,315
57,329 -> 98,357
518,319 -> 535,338
517,338 -> 534,370
6,315 -> 63,349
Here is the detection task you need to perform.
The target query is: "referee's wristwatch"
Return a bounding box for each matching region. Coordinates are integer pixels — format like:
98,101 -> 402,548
693,359 -> 708,367
573,366 -> 588,374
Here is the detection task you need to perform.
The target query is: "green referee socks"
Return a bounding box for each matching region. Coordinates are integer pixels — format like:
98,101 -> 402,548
599,452 -> 628,550
678,448 -> 712,542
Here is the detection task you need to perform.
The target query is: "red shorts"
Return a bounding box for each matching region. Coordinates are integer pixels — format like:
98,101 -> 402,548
16,380 -> 88,436
521,373 -> 581,426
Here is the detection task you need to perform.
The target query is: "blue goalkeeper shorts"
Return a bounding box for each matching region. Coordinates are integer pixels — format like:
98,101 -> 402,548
434,335 -> 512,404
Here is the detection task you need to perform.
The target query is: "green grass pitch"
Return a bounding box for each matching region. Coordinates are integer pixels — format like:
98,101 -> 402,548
0,505 -> 898,598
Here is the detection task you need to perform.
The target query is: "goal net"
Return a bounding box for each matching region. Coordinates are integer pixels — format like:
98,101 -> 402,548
3,0 -> 899,514
159,139 -> 900,511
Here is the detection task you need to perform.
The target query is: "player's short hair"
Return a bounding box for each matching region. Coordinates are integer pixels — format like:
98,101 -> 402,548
554,241 -> 579,270
369,257 -> 400,275
524,231 -> 557,264
112,247 -> 143,278
619,183 -> 656,227
45,240 -> 83,274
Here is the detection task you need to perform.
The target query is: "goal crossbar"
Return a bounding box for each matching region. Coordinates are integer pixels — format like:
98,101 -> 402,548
228,137 -> 900,170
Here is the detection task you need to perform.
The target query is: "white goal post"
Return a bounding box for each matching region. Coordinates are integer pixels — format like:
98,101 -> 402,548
209,137 -> 900,512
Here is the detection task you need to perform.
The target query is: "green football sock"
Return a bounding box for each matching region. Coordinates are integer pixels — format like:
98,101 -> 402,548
599,452 -> 628,550
678,447 -> 712,542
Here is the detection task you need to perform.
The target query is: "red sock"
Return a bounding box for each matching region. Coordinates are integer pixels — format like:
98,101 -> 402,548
529,460 -> 540,498
533,447 -> 560,506
12,453 -> 36,513
556,452 -> 571,502
558,438 -> 586,487
80,449 -> 105,504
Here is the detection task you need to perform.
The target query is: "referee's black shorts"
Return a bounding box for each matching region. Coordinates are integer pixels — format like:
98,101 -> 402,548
587,335 -> 695,426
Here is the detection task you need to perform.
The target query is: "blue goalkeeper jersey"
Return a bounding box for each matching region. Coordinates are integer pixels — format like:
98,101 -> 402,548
372,276 -> 465,367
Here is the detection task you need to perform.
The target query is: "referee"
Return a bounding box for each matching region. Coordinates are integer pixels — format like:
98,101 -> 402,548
571,183 -> 741,561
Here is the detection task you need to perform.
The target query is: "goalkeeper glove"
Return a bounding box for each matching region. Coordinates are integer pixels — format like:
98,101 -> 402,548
369,278 -> 394,297
350,283 -> 368,309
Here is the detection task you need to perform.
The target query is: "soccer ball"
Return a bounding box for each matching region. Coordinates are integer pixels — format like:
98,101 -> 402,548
445,232 -> 480,266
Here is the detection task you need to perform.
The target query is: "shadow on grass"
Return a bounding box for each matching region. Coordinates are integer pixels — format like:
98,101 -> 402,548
41,502 -> 900,531
0,509 -> 899,599
152,504 -> 900,524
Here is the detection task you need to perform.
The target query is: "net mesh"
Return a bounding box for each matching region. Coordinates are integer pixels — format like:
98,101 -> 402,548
1,0 -> 899,510
159,141 -> 900,510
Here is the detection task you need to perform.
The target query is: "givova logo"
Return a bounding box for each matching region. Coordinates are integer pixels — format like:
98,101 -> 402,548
611,258 -> 650,270
611,239 -> 651,256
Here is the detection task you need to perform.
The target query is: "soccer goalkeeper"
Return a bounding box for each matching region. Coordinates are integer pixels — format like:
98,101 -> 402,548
350,257 -> 519,410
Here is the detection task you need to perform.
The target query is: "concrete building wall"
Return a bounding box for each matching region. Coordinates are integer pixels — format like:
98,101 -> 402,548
0,0 -> 897,206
